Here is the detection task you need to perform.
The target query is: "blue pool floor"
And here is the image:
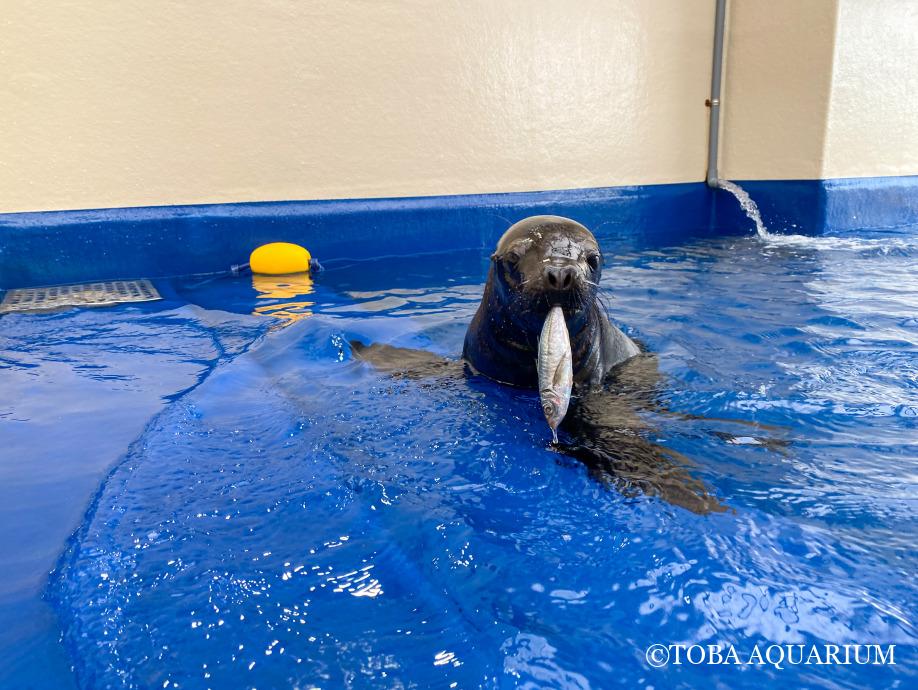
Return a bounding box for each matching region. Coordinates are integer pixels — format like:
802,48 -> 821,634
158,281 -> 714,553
1,231 -> 916,688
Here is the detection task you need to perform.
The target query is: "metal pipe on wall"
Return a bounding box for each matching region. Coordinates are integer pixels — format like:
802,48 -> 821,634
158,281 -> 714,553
706,0 -> 727,187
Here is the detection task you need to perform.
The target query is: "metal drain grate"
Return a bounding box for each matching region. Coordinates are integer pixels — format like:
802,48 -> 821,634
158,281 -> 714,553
0,279 -> 161,314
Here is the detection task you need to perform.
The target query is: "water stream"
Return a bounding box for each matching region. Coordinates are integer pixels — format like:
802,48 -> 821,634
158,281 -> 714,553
716,179 -> 769,238
716,178 -> 917,255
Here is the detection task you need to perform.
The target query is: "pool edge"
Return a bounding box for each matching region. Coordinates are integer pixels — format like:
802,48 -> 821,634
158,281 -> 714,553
2,176 -> 916,289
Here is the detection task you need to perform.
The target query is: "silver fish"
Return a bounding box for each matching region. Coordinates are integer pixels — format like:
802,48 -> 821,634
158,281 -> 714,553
537,305 -> 573,444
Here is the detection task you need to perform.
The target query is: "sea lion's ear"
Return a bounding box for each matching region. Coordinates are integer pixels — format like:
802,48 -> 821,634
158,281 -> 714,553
490,252 -> 499,262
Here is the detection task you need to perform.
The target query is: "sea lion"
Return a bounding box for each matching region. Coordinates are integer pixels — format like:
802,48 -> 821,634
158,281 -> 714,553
463,216 -> 640,387
351,216 -> 749,513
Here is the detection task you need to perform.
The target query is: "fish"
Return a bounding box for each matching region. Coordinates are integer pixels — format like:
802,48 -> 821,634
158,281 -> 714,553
537,305 -> 573,444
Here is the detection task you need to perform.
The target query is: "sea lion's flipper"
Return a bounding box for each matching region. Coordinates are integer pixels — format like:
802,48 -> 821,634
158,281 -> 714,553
604,351 -> 789,432
607,351 -> 790,444
561,435 -> 729,515
350,340 -> 464,380
560,388 -> 730,515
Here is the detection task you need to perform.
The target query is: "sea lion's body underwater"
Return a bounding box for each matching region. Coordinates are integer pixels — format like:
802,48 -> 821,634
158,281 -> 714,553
352,216 -> 752,513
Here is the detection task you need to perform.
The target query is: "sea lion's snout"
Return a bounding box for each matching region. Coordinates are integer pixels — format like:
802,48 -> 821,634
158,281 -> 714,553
544,263 -> 577,291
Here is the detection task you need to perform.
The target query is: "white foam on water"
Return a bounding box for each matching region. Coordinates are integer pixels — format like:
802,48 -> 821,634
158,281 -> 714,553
716,179 -> 918,254
758,232 -> 918,253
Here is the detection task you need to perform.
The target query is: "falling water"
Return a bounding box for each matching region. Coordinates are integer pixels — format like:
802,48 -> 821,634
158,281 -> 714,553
716,179 -> 769,238
715,179 -> 917,253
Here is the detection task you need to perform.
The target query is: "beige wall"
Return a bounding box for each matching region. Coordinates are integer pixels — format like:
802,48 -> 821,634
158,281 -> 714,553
4,1 -> 918,214
823,0 -> 918,179
721,0 -> 918,181
719,0 -> 838,180
0,0 -> 715,213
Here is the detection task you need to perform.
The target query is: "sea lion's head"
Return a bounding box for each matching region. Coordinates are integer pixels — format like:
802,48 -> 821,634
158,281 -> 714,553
490,215 -> 602,331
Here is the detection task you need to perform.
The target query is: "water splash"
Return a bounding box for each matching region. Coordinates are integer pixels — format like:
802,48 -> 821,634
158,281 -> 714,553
716,179 -> 769,238
716,179 -> 918,253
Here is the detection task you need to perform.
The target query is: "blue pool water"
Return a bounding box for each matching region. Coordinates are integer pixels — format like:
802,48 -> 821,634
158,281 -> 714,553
2,230 -> 916,688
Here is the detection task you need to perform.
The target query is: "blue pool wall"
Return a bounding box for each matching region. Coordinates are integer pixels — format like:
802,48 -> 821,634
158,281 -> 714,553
1,175 -> 916,290
741,175 -> 918,236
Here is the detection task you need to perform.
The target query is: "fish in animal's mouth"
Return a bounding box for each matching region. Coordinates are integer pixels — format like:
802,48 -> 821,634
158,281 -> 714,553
537,305 -> 573,443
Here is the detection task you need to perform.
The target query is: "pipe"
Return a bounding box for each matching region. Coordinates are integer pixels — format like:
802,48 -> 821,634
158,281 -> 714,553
706,0 -> 727,187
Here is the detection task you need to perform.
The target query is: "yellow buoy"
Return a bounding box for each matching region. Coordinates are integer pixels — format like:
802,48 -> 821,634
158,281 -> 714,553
249,242 -> 312,275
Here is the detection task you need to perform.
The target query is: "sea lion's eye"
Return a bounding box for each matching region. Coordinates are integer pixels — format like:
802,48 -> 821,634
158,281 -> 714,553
586,253 -> 601,271
505,250 -> 523,265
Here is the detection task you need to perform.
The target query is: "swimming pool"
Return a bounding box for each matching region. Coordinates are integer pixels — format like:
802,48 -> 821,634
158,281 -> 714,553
2,228 -> 916,688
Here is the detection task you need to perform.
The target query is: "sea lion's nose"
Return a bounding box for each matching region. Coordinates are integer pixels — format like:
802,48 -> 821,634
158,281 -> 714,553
545,264 -> 576,290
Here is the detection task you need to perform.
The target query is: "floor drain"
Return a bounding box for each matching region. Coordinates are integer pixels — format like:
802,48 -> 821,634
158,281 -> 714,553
0,279 -> 161,314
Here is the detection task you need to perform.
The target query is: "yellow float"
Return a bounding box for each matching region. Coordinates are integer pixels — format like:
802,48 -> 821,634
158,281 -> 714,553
249,242 -> 312,275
